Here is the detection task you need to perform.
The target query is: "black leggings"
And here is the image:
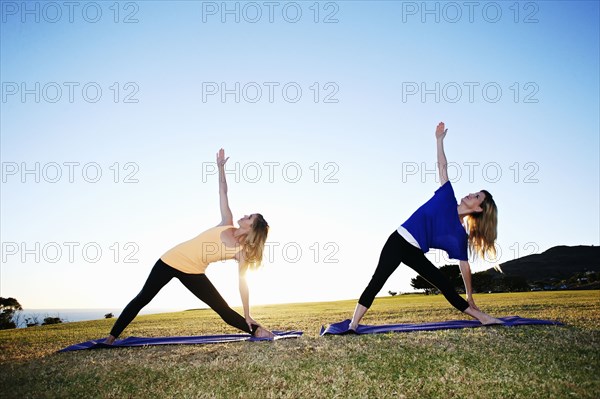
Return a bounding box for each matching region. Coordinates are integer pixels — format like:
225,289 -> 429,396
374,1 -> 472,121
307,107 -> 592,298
109,259 -> 254,338
358,231 -> 469,312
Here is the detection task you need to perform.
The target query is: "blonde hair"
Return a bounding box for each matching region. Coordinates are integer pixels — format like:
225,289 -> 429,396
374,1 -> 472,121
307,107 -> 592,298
242,214 -> 269,270
466,190 -> 498,259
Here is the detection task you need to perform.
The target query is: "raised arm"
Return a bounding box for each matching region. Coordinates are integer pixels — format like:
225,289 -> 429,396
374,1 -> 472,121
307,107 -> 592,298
435,122 -> 449,186
216,148 -> 233,226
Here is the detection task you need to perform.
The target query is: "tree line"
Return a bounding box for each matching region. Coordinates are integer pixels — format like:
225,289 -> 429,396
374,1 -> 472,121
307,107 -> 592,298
0,297 -> 64,330
410,265 -> 530,294
1,298 -> 116,330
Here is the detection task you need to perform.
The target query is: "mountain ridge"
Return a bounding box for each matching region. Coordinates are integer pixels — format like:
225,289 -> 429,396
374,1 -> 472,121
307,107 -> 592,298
486,245 -> 599,281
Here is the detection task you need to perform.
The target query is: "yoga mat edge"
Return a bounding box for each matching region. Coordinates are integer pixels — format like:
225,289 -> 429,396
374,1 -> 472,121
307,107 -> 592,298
60,330 -> 303,352
320,316 -> 564,336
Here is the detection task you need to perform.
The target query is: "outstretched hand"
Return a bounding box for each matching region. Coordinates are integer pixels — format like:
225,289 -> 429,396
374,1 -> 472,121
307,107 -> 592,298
216,148 -> 229,167
435,122 -> 447,140
467,297 -> 481,312
246,315 -> 275,338
246,315 -> 259,331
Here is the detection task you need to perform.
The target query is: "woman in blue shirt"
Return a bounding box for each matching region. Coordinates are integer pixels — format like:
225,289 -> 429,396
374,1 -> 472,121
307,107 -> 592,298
349,122 -> 502,329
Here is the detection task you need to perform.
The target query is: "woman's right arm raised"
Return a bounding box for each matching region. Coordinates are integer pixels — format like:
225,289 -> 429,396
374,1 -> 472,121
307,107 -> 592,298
216,148 -> 233,226
435,122 -> 449,186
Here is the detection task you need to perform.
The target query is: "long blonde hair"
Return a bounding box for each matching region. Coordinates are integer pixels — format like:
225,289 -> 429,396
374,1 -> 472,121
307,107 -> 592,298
466,190 -> 498,259
242,214 -> 269,270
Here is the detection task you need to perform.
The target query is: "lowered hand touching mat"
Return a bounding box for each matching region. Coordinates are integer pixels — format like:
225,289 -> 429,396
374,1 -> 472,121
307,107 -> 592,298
60,331 -> 303,352
320,316 -> 563,336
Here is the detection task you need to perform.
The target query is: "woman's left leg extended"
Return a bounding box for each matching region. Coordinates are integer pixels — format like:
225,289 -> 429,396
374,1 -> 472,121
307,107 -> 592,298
357,231 -> 406,309
178,273 -> 253,334
351,231 -> 405,329
109,259 -> 175,339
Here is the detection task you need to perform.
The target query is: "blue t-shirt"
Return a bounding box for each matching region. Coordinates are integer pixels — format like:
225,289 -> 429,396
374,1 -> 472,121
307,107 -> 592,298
400,181 -> 468,261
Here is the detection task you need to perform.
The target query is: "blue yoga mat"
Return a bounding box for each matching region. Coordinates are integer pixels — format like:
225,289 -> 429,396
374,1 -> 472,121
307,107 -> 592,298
320,316 -> 563,336
60,331 -> 303,352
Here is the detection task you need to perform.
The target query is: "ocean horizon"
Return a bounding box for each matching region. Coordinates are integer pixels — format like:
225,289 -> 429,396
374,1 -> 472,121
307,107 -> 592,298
14,308 -> 181,328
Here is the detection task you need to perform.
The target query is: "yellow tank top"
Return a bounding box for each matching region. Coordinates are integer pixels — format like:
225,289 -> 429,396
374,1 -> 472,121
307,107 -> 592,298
160,225 -> 241,274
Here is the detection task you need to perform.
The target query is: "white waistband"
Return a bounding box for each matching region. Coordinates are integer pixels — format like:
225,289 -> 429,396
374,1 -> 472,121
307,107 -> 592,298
397,226 -> 421,249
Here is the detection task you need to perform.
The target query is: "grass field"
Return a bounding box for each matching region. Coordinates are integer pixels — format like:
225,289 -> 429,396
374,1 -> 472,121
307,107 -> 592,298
1,291 -> 599,398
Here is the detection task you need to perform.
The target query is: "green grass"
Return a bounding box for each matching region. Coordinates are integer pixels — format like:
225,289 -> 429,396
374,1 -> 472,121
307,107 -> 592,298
1,291 -> 599,398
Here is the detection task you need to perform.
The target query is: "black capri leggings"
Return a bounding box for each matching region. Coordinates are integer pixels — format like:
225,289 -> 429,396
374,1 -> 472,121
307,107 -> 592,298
358,231 -> 469,312
110,259 -> 254,338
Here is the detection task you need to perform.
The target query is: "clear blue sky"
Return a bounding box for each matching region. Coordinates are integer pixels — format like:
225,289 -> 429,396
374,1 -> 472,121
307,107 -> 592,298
1,1 -> 598,311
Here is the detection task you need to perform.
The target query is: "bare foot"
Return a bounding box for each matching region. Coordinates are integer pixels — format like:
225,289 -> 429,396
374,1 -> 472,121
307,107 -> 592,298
465,307 -> 504,325
254,326 -> 275,339
104,335 -> 116,345
481,316 -> 504,325
349,321 -> 358,331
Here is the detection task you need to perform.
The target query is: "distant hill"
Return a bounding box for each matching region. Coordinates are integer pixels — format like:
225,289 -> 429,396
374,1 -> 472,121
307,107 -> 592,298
484,245 -> 599,281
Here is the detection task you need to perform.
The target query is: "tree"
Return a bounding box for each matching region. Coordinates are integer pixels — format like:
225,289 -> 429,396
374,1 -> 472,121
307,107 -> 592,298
105,313 -> 114,319
0,297 -> 23,330
388,291 -> 397,297
26,315 -> 40,327
472,272 -> 495,293
499,275 -> 530,292
42,317 -> 63,325
411,264 -> 463,294
438,265 -> 462,289
411,275 -> 435,294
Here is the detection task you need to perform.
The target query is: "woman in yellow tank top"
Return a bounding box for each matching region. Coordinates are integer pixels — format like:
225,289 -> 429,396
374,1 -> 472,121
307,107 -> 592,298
104,149 -> 274,343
